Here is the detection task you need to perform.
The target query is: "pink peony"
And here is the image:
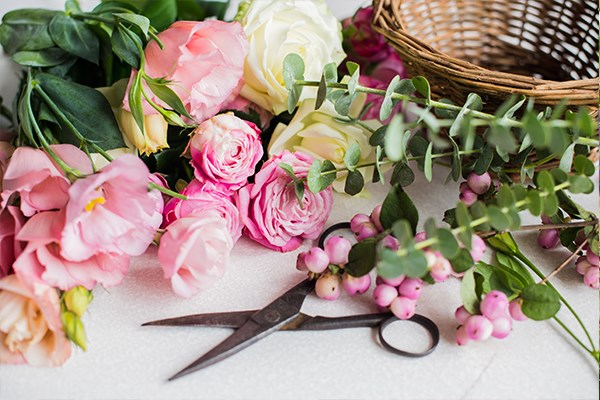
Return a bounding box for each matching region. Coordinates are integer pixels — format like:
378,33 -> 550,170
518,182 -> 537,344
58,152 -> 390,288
163,179 -> 242,242
0,274 -> 71,366
190,113 -> 263,191
14,211 -> 130,291
60,155 -> 162,262
124,20 -> 248,124
236,151 -> 333,252
342,7 -> 394,64
158,212 -> 233,298
1,145 -> 92,216
0,206 -> 26,278
0,141 -> 15,192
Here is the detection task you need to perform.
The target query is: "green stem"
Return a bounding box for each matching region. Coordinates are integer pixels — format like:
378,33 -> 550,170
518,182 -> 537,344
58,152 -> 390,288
71,12 -> 114,24
514,250 -> 597,352
552,316 -> 596,358
502,154 -> 558,173
149,182 -> 187,200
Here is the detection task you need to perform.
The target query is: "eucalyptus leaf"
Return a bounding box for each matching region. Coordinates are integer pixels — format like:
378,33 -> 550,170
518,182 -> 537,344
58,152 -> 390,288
411,76 -> 431,103
437,228 -> 460,259
390,162 -> 415,187
344,170 -> 364,195
450,248 -> 474,273
307,159 -> 336,193
423,141 -> 433,182
343,142 -> 361,172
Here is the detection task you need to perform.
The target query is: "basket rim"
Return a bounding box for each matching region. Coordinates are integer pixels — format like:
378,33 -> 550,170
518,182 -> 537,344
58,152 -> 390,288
371,0 -> 600,95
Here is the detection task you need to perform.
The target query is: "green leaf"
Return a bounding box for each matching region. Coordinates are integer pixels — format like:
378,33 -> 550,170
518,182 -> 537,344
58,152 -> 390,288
307,159 -> 336,193
278,162 -> 299,182
390,162 -> 415,187
142,0 -> 176,31
347,62 -> 360,96
377,248 -> 404,279
496,185 -> 515,208
294,181 -> 305,206
526,190 -> 542,216
343,142 -> 361,172
568,175 -> 594,194
62,311 -> 87,351
12,48 -> 69,67
49,14 -> 99,64
520,284 -> 561,320
391,220 -> 414,248
487,205 -> 511,231
115,13 -> 150,38
316,73 -> 327,110
523,112 -> 547,147
283,53 -> 304,90
334,92 -> 357,116
380,184 -> 419,233
450,248 -> 475,273
437,228 -> 460,259
404,250 -> 428,278
460,268 -> 480,315
558,143 -> 576,172
423,141 -> 433,182
384,114 -> 408,162
380,75 -> 400,121
486,232 -> 519,256
344,170 -> 364,195
473,144 -> 494,175
346,238 -> 377,277
35,73 -> 125,150
145,78 -> 193,119
411,76 -> 431,104
0,9 -> 58,54
369,125 -> 386,146
111,24 -> 141,68
495,253 -> 535,286
128,72 -> 145,134
573,154 -> 595,177
449,93 -> 482,137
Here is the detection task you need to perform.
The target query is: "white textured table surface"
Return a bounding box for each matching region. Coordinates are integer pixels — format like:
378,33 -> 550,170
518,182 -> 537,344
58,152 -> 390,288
1,1 -> 598,400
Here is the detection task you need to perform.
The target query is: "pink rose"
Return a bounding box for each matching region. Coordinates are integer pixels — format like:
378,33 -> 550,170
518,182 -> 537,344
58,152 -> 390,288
190,113 -> 263,191
14,211 -> 130,290
236,151 -> 333,252
0,206 -> 26,278
0,274 -> 71,366
163,179 -> 242,242
221,96 -> 273,131
158,212 -> 233,298
1,145 -> 92,216
124,20 -> 248,124
0,141 -> 15,192
60,155 -> 161,262
342,7 -> 394,64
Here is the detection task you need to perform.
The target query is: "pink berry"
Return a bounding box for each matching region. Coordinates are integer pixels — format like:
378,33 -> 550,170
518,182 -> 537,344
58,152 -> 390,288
304,247 -> 330,273
370,204 -> 383,231
324,236 -> 352,266
466,172 -> 491,195
508,300 -> 528,321
414,231 -> 427,243
343,274 -> 371,296
356,223 -> 379,241
459,187 -> 478,206
350,213 -> 372,233
381,235 -> 399,250
583,266 -> 599,289
315,274 -> 342,301
296,251 -> 308,272
430,256 -> 452,282
398,277 -> 423,300
455,305 -> 471,325
576,256 -> 592,275
459,182 -> 470,193
373,283 -> 398,307
491,316 -> 512,339
455,325 -> 471,346
537,229 -> 560,249
381,274 -> 405,287
464,315 -> 493,341
390,296 -> 416,320
480,291 -> 509,320
540,214 -> 553,225
470,235 -> 486,263
586,251 -> 599,267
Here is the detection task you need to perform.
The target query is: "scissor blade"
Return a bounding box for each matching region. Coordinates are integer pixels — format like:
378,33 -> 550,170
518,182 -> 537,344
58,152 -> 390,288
142,310 -> 256,328
168,279 -> 314,381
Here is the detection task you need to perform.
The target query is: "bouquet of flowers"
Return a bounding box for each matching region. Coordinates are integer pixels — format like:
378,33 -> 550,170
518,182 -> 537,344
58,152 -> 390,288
0,0 -> 597,368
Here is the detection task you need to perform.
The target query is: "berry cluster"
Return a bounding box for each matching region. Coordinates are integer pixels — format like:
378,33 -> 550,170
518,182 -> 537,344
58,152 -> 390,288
459,172 -> 492,206
454,291 -> 528,345
575,248 -> 599,289
373,276 -> 422,319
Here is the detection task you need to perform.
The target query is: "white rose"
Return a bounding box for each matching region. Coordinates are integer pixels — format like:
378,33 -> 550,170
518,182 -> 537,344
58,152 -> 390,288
268,98 -> 381,192
240,0 -> 346,115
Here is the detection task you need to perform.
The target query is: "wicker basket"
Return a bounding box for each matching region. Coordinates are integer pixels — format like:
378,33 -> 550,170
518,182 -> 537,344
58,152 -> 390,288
372,0 -> 599,115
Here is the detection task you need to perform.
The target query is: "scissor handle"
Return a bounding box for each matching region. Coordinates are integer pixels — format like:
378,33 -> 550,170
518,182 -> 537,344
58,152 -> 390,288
377,314 -> 439,358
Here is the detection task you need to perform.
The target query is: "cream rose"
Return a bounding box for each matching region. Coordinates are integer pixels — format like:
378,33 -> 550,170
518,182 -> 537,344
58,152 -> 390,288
240,0 -> 346,115
268,98 -> 380,192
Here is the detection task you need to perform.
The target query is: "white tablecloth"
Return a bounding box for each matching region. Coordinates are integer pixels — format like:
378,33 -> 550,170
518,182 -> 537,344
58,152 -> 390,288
1,1 -> 598,399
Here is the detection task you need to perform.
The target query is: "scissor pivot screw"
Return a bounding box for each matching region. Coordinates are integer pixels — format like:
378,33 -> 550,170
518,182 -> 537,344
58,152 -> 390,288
263,310 -> 281,323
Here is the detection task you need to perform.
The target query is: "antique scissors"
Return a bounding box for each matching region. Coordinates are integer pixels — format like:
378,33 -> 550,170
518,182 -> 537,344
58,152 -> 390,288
143,223 -> 440,381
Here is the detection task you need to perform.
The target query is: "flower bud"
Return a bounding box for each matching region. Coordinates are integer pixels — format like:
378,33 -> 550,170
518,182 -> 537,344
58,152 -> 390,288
324,236 -> 352,265
117,109 -> 168,156
466,172 -> 491,195
64,286 -> 93,317
62,310 -> 87,351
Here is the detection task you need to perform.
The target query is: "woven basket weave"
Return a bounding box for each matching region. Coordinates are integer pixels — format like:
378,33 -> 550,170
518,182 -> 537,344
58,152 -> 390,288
372,0 -> 600,115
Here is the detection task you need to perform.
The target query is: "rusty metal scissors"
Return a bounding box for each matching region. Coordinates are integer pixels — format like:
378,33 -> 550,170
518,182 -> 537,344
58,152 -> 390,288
143,223 -> 440,381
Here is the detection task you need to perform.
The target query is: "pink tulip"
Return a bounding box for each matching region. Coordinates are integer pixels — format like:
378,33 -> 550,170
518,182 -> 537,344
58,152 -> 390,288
190,113 -> 263,191
0,206 -> 26,278
124,20 -> 248,124
163,179 -> 242,242
14,211 -> 130,290
158,212 -> 233,298
1,145 -> 92,216
236,151 -> 333,252
60,155 -> 161,262
0,274 -> 72,366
